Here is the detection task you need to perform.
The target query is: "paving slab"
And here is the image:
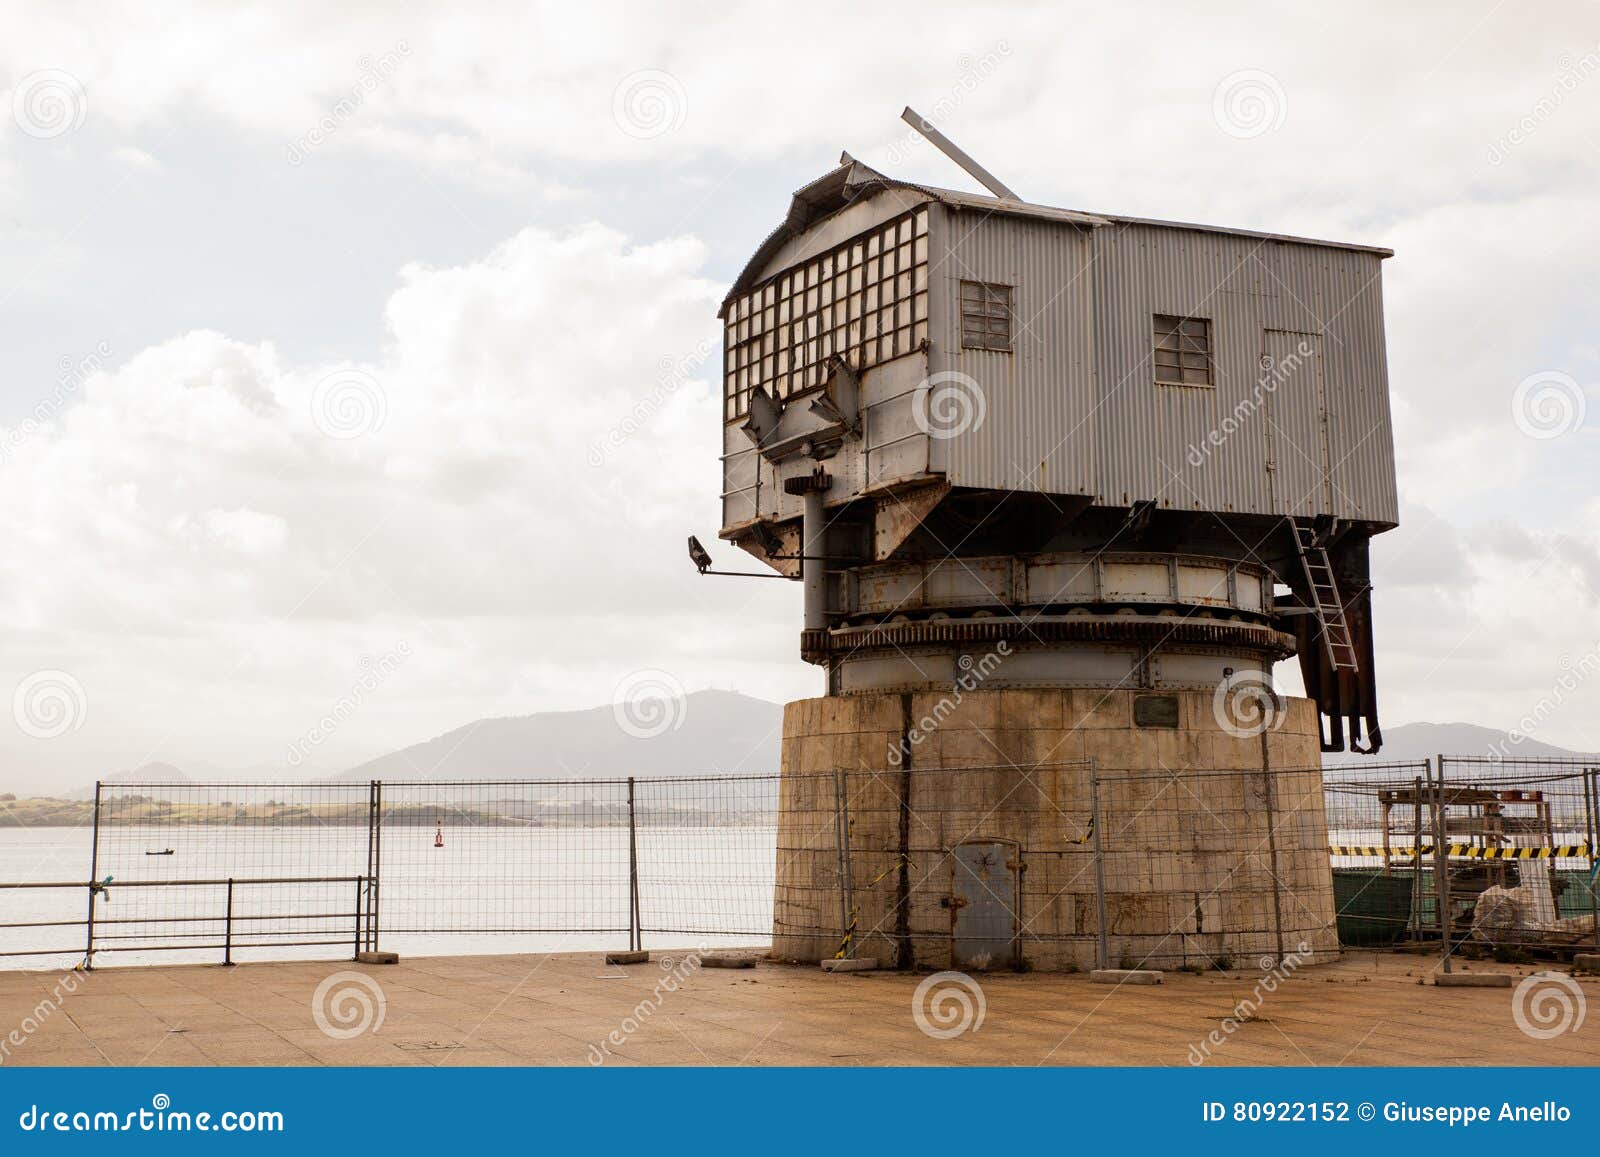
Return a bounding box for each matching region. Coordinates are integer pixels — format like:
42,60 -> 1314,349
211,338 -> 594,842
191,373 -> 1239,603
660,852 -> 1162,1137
1435,972 -> 1515,988
1,950 -> 1596,1067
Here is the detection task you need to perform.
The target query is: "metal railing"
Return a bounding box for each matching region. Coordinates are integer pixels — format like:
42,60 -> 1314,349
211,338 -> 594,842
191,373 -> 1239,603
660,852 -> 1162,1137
1,757 -> 1596,971
0,876 -> 370,963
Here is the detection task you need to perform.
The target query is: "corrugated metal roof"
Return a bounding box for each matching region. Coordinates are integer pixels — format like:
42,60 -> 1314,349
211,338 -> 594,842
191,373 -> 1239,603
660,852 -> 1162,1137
1093,211 -> 1394,260
721,155 -> 1393,314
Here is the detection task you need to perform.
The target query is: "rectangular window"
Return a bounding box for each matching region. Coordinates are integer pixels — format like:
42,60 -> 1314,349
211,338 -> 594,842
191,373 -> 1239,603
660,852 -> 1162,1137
723,207 -> 930,421
960,281 -> 1013,352
1153,314 -> 1213,386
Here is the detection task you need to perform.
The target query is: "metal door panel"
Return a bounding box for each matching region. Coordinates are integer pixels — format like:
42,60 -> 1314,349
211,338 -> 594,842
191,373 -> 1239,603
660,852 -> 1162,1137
951,840 -> 1019,969
1261,330 -> 1331,516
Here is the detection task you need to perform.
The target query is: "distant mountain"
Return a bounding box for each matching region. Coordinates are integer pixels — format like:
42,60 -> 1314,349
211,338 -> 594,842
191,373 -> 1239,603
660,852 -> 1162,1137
9,710 -> 1591,802
1328,721 -> 1594,767
339,702 -> 1594,786
103,760 -> 190,784
332,689 -> 783,782
52,761 -> 195,800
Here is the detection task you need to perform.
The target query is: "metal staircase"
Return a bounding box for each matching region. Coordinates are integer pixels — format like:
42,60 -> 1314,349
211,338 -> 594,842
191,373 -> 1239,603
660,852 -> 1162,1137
1292,522 -> 1359,672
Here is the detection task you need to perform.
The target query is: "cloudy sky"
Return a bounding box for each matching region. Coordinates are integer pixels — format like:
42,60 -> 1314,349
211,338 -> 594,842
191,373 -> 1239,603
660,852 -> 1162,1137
1,1 -> 1597,788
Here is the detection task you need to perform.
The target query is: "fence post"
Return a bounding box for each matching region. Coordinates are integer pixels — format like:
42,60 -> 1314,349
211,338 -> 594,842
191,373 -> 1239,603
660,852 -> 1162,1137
1431,755 -> 1452,974
223,878 -> 235,966
1409,775 -> 1424,941
84,781 -> 102,970
1586,768 -> 1599,951
363,781 -> 373,952
627,777 -> 641,952
1260,765 -> 1286,964
841,771 -> 855,958
1091,759 -> 1109,971
365,780 -> 383,954
834,769 -> 855,960
832,769 -> 849,959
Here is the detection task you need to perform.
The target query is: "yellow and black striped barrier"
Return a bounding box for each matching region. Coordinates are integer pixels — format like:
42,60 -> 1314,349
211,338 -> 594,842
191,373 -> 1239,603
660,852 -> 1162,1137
1329,843 -> 1591,859
1329,845 -> 1428,857
834,853 -> 914,960
1449,843 -> 1590,860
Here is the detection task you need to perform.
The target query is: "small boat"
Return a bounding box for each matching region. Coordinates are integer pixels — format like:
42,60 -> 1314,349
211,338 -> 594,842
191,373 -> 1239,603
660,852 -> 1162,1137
145,848 -> 175,856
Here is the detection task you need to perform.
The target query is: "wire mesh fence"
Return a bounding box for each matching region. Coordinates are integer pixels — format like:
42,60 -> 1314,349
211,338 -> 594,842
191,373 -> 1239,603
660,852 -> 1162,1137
89,782 -> 370,965
782,761 -> 1352,972
1322,762 -> 1437,950
816,762 -> 1101,971
1090,764 -> 1341,971
635,774 -> 778,942
1,756 -> 1596,971
375,780 -> 632,938
1434,756 -> 1599,962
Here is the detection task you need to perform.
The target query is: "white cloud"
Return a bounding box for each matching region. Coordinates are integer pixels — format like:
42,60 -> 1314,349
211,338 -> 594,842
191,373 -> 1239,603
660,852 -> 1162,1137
0,2 -> 1592,218
108,144 -> 160,171
0,221 -> 808,786
2,0 -> 1599,779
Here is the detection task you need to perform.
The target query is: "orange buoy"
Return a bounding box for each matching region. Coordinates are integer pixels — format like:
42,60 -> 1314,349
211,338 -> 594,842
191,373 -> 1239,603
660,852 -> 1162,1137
433,823 -> 444,848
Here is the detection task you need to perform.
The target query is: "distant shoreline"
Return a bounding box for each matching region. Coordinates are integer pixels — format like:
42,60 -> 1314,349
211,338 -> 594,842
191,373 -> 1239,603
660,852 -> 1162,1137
0,796 -> 768,828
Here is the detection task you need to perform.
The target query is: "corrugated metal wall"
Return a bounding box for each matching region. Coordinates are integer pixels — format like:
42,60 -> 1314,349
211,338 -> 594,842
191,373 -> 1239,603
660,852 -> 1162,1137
1088,223 -> 1397,523
930,204 -> 1098,494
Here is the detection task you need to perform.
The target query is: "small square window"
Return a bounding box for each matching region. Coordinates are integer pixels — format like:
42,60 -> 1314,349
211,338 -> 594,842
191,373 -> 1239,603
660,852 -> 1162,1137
1152,314 -> 1213,386
960,281 -> 1013,352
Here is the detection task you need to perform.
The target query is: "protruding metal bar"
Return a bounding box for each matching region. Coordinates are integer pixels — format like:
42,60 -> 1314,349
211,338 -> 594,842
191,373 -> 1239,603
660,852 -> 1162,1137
901,106 -> 1020,200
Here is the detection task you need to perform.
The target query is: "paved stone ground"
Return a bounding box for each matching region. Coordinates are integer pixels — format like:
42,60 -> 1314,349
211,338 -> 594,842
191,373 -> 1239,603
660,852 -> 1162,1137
1,950 -> 1596,1067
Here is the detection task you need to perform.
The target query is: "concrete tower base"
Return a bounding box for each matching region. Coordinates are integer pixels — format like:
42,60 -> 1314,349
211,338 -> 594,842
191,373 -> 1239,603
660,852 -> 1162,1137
774,688 -> 1338,972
